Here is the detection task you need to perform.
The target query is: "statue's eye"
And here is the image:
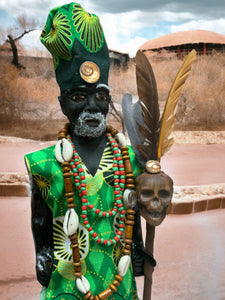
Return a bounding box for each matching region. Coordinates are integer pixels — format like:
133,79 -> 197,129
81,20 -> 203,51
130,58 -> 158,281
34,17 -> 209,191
141,189 -> 154,198
96,92 -> 109,102
72,95 -> 86,103
158,190 -> 170,198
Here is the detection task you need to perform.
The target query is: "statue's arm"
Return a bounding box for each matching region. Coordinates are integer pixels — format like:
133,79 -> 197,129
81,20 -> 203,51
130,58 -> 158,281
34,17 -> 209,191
30,175 -> 53,287
132,207 -> 156,276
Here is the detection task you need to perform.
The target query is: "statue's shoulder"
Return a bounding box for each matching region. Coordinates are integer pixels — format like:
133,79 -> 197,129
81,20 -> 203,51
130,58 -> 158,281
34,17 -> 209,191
24,145 -> 60,178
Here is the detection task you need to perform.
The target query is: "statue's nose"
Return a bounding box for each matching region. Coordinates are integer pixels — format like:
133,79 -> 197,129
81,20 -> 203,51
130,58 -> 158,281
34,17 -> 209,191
149,196 -> 161,209
85,94 -> 99,113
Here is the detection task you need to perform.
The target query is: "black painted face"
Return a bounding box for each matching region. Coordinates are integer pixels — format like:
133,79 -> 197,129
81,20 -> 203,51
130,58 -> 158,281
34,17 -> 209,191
59,85 -> 111,125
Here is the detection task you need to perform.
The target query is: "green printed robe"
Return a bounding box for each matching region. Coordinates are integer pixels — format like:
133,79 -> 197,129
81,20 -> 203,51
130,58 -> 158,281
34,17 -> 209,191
25,141 -> 143,300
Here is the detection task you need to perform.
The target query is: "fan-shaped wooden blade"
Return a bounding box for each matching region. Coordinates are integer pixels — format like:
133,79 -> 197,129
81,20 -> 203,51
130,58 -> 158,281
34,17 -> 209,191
157,49 -> 196,161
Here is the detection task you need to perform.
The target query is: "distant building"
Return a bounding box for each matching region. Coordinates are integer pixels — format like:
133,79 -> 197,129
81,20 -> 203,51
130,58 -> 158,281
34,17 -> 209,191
140,30 -> 225,56
109,49 -> 129,68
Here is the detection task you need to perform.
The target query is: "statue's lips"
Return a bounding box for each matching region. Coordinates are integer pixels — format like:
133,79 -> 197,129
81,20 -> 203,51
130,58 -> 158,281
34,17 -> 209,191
85,119 -> 100,127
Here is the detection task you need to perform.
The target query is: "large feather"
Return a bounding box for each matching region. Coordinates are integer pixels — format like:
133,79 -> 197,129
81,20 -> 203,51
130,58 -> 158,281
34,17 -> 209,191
135,50 -> 160,161
157,49 -> 196,161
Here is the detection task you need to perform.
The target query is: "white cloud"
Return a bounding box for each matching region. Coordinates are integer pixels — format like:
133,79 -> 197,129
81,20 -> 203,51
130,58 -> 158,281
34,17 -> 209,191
170,18 -> 225,35
3,1 -> 225,58
20,29 -> 43,49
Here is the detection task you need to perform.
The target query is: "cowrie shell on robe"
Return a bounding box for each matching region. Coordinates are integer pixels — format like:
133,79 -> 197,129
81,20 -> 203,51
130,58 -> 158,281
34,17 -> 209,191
118,255 -> 131,277
63,208 -> 79,236
55,138 -> 73,163
76,275 -> 90,294
123,189 -> 137,209
115,132 -> 127,148
55,139 -> 64,163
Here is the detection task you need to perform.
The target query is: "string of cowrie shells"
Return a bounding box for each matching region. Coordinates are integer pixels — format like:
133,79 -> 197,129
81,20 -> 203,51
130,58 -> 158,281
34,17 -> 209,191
55,123 -> 137,300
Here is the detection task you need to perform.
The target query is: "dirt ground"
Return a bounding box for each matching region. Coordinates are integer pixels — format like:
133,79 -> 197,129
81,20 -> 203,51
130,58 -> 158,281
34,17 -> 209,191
0,197 -> 224,300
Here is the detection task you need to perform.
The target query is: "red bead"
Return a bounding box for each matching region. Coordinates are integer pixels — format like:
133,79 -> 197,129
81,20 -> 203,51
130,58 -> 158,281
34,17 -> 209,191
88,227 -> 93,232
93,232 -> 97,238
75,179 -> 80,183
97,238 -> 101,243
82,190 -> 87,195
108,211 -> 113,216
109,239 -> 113,244
119,164 -> 124,168
114,190 -> 120,195
82,206 -> 87,210
118,204 -> 123,208
95,209 -> 100,214
120,171 -> 125,175
83,220 -> 89,225
103,212 -> 106,217
103,239 -> 108,245
114,236 -> 119,242
80,176 -> 85,180
119,224 -> 124,228
88,204 -> 94,209
81,183 -> 86,187
82,198 -> 88,203
121,179 -> 125,183
78,168 -> 84,173
120,210 -> 125,214
117,231 -> 122,236
82,214 -> 87,219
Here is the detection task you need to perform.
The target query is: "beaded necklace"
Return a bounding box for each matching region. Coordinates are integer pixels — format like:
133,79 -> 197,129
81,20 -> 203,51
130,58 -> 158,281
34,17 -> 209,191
56,124 -> 136,300
67,132 -> 126,246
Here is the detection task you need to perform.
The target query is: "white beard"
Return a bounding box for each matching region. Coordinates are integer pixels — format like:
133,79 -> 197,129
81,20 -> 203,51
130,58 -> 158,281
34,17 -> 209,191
74,111 -> 106,138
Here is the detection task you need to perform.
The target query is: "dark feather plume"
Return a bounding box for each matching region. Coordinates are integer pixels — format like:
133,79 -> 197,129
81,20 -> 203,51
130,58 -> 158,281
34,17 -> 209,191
135,50 -> 160,161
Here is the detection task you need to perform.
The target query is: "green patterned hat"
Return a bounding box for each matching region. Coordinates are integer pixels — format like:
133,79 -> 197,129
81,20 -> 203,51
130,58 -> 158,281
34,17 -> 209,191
40,3 -> 110,92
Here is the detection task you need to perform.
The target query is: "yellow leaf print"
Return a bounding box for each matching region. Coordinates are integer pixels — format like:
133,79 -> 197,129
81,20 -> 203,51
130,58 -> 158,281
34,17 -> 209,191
85,173 -> 103,195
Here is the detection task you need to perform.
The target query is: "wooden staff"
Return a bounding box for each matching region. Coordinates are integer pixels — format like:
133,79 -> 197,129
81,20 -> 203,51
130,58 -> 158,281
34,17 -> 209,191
143,224 -> 155,300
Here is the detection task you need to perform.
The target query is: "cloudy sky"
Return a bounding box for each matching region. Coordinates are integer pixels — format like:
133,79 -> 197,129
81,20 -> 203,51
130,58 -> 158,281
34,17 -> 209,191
0,0 -> 225,57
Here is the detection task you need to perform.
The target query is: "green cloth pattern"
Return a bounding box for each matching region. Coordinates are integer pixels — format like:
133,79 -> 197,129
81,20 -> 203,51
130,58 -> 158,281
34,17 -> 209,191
25,142 -> 143,300
40,2 -> 110,91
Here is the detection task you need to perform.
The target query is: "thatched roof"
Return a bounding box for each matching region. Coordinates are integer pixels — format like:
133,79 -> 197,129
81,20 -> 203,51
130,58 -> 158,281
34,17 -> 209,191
140,30 -> 225,51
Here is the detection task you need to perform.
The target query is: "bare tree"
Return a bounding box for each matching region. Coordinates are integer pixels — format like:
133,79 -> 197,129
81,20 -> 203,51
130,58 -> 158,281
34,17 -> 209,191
5,14 -> 40,69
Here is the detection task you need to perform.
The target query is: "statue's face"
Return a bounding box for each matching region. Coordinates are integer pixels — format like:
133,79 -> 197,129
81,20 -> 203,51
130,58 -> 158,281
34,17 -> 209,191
60,84 -> 111,138
136,172 -> 173,226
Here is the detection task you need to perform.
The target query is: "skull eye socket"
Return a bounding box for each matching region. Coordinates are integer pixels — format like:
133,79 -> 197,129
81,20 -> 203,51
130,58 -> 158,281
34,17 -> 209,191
158,190 -> 170,198
141,189 -> 154,198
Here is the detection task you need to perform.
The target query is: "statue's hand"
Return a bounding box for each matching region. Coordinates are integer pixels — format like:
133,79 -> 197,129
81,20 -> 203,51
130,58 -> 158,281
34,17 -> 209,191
36,247 -> 53,287
132,244 -> 156,276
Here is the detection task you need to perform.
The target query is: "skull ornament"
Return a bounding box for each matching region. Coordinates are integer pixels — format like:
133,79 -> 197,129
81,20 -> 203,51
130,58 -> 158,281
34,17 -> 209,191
136,171 -> 173,226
